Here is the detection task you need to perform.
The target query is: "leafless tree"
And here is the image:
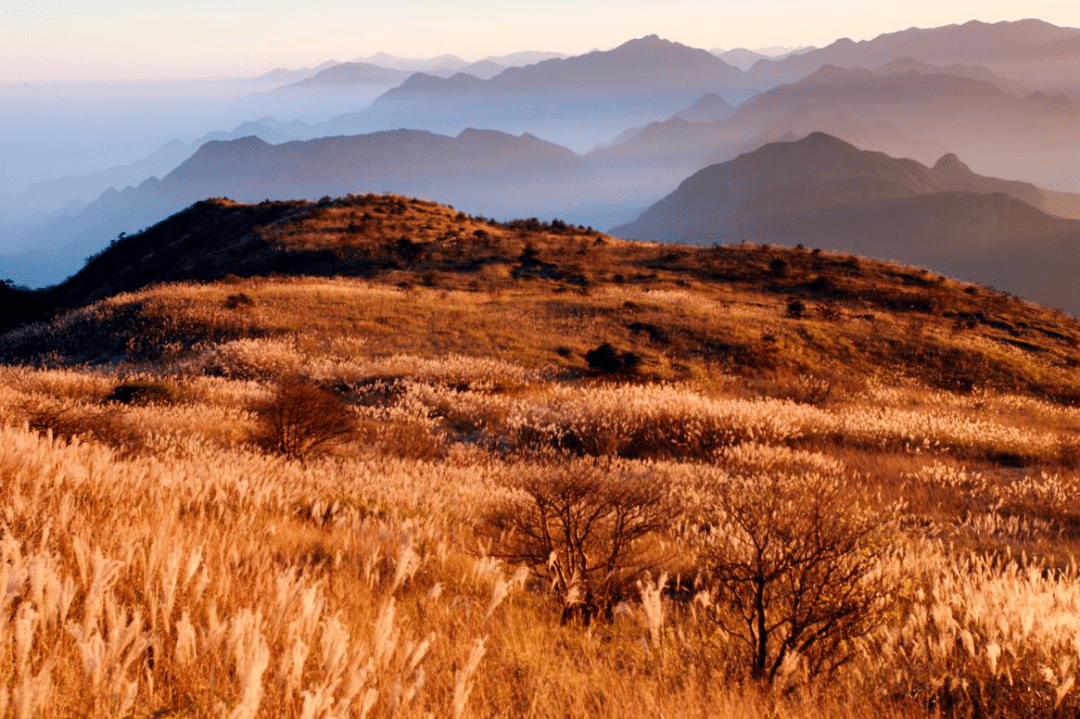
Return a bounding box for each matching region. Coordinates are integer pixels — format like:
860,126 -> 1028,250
685,471 -> 897,684
485,459 -> 672,623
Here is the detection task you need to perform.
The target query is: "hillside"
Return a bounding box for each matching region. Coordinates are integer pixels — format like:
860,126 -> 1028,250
7,192 -> 1080,717
5,193 -> 1080,403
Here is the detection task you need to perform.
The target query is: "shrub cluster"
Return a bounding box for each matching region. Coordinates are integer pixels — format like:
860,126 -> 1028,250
584,343 -> 641,375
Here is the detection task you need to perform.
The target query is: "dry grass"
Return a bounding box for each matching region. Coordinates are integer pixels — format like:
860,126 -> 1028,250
2,196 -> 1080,716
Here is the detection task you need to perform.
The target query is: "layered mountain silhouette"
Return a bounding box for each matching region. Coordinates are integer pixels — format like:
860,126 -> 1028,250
872,58 -> 1031,96
9,129 -> 595,286
352,52 -> 470,73
737,62 -> 1080,186
320,36 -> 746,151
614,132 -> 1080,314
710,47 -> 814,70
0,121 -> 296,229
598,59 -> 1080,197
244,60 -> 340,85
711,48 -> 770,71
349,51 -> 563,76
671,93 -> 735,123
740,62 -> 1071,122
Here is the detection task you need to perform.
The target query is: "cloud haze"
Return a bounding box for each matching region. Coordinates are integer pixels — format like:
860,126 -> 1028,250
3,0 -> 1080,80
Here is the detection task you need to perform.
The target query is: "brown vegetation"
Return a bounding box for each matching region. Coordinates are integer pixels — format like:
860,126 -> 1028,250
2,195 -> 1080,716
253,376 -> 358,459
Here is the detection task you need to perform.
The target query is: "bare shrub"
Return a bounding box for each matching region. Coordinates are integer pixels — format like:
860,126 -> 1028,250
767,374 -> 834,405
253,377 -> 357,459
768,258 -> 789,277
21,398 -> 147,452
485,460 -> 672,624
22,399 -> 102,442
684,471 -> 897,684
224,292 -> 254,309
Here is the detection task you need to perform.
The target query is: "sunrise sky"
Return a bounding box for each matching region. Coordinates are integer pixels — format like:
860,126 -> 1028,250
3,0 -> 1080,81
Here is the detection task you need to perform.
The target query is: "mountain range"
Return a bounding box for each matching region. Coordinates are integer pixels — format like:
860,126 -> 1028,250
744,19 -> 1080,90
271,63 -> 414,94
709,46 -> 813,70
8,19 -> 1080,307
592,57 -> 1080,202
319,35 -> 747,151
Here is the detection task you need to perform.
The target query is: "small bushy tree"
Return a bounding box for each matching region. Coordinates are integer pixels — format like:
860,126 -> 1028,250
253,376 -> 357,460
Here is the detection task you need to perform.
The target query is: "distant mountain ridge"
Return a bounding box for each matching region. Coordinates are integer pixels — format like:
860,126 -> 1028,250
272,63 -> 413,93
615,132 -> 1070,240
374,35 -> 743,95
596,58 -> 1080,202
745,19 -> 1080,89
671,94 -> 735,123
243,60 -> 339,84
736,61 -> 1080,183
321,35 -> 747,152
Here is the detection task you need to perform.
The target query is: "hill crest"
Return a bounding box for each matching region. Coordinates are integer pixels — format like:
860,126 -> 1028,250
6,192 -> 1080,408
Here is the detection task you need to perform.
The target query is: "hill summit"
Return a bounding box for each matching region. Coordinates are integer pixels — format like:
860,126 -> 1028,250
4,192 -> 1080,409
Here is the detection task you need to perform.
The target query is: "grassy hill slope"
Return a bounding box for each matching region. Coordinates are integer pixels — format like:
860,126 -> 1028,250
4,194 -> 1080,717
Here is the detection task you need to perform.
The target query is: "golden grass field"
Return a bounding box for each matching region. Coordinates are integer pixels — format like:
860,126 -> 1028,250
2,195 -> 1080,717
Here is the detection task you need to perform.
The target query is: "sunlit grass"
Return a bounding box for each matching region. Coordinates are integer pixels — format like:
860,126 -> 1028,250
4,199 -> 1080,715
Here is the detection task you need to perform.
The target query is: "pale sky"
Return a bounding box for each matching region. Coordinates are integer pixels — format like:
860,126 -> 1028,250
3,0 -> 1080,81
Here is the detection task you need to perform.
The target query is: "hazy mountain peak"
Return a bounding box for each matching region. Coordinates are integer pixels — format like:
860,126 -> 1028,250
624,34 -> 663,45
933,152 -> 971,174
1025,91 -> 1077,112
610,34 -> 706,56
791,131 -> 861,153
671,92 -> 736,122
877,57 -> 926,72
395,71 -> 484,91
800,64 -> 872,84
160,139 -> 189,153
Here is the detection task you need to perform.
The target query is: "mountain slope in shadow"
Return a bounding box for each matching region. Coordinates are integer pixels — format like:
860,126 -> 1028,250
613,132 -> 1080,314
